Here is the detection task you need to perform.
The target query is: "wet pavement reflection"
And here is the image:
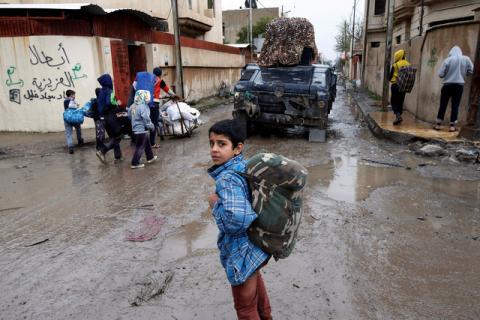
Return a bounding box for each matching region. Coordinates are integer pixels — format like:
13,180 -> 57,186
0,86 -> 479,319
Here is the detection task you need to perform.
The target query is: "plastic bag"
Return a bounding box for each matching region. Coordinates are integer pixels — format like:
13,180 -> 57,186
63,107 -> 84,125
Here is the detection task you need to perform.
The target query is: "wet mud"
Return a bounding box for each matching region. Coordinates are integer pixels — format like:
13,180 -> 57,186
0,87 -> 479,319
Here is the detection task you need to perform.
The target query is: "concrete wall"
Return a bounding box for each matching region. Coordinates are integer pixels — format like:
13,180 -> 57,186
364,31 -> 386,95
0,36 -> 105,132
363,0 -> 479,124
0,35 -> 245,132
183,67 -> 240,100
364,22 -> 479,125
413,22 -> 479,124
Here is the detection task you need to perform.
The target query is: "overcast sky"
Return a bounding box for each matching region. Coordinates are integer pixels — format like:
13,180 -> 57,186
222,0 -> 364,61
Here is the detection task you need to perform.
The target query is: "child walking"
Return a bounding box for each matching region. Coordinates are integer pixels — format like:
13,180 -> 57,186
95,73 -> 123,163
63,89 -> 84,154
128,90 -> 157,169
207,119 -> 272,320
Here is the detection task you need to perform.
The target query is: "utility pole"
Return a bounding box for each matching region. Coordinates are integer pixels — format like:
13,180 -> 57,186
381,0 -> 395,110
249,0 -> 253,61
171,0 -> 184,98
361,0 -> 370,88
350,0 -> 356,80
344,20 -> 347,76
419,0 -> 425,36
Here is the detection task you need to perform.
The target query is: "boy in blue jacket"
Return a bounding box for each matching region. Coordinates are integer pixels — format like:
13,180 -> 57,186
63,89 -> 84,154
207,119 -> 272,320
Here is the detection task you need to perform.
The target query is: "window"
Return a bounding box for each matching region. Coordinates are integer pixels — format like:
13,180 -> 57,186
312,70 -> 327,87
396,35 -> 401,44
374,0 -> 386,15
371,41 -> 380,48
207,0 -> 215,17
240,69 -> 257,81
254,68 -> 313,85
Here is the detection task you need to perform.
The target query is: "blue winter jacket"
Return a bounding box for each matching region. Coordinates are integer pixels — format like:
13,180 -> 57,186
97,74 -> 114,115
208,154 -> 269,285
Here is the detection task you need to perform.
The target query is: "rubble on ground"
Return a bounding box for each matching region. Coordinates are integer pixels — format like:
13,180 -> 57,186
410,141 -> 480,163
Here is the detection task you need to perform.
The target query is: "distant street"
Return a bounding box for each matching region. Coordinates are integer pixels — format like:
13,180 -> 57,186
1,86 -> 479,319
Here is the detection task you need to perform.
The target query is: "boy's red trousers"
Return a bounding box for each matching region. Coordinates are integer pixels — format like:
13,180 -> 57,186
231,271 -> 272,320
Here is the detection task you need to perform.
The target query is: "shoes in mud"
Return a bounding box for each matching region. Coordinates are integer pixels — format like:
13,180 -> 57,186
78,139 -> 84,146
114,157 -> 124,164
130,164 -> 145,169
147,155 -> 158,164
393,114 -> 403,125
68,147 -> 74,154
96,150 -> 106,164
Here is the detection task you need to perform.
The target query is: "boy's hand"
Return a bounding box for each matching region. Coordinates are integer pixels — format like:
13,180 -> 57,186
208,193 -> 219,209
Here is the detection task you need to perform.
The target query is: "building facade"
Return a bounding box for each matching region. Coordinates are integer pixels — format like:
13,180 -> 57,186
363,0 -> 480,126
0,1 -> 244,132
222,7 -> 279,44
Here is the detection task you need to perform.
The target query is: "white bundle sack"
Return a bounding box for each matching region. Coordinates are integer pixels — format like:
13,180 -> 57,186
165,101 -> 200,122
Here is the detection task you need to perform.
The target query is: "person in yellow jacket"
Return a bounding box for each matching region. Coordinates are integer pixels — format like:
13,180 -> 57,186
389,49 -> 410,125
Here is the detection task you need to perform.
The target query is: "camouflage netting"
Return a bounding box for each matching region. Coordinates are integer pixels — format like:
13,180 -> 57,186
257,17 -> 318,67
241,153 -> 308,260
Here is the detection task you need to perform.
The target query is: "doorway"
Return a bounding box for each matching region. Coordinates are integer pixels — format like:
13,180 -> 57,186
109,40 -> 147,106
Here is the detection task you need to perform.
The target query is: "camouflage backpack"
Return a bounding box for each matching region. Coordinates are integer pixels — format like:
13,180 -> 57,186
239,153 -> 308,260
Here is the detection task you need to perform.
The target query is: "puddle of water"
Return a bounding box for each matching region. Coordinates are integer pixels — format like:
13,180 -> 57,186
158,220 -> 218,262
308,155 -> 480,204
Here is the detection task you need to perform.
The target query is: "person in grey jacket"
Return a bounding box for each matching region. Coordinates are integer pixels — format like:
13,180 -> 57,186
434,46 -> 474,132
128,90 -> 157,169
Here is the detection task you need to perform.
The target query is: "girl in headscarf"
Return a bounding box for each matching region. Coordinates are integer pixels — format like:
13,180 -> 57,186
128,90 -> 157,169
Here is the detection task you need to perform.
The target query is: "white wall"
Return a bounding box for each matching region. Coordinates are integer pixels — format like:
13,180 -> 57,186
0,36 -> 105,132
0,35 -> 245,132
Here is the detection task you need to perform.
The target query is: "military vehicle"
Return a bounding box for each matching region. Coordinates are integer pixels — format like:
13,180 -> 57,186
232,18 -> 336,142
233,64 -> 336,142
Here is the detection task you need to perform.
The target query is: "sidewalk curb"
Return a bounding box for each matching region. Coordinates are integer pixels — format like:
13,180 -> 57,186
346,86 -> 471,145
347,87 -> 416,144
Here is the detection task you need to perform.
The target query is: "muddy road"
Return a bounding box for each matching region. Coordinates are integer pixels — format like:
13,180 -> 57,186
1,87 -> 479,320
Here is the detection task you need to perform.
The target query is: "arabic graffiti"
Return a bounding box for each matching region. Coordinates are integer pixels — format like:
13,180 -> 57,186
72,63 -> 87,80
29,42 -> 71,68
5,66 -> 24,87
9,89 -> 21,104
32,71 -> 75,93
4,42 -> 89,104
427,47 -> 438,68
23,89 -> 64,102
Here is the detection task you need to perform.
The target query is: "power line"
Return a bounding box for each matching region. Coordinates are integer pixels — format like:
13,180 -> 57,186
256,0 -> 266,8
